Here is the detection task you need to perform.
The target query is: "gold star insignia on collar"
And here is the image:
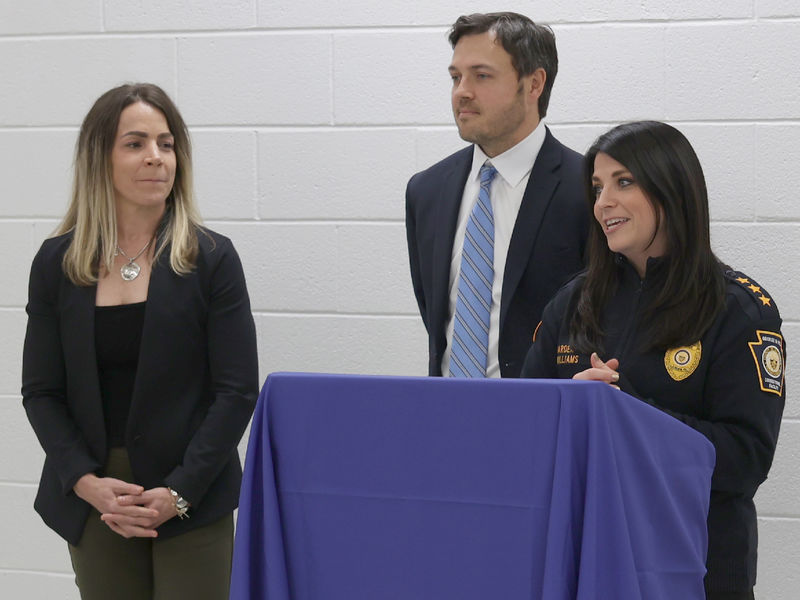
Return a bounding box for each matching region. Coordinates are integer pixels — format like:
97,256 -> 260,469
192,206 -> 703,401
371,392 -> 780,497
736,277 -> 750,284
759,295 -> 772,306
748,284 -> 761,293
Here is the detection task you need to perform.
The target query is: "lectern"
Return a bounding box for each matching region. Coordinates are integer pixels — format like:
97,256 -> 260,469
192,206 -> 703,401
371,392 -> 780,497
231,373 -> 714,600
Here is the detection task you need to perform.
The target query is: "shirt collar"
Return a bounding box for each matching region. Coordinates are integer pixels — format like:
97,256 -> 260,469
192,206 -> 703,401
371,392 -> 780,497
468,121 -> 547,188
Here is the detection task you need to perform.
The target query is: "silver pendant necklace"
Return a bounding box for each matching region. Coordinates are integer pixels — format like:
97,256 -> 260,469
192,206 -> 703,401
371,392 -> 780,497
115,238 -> 153,281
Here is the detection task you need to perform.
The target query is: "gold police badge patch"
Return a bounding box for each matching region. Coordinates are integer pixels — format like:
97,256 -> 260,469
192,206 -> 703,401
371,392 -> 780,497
748,330 -> 784,396
664,342 -> 702,381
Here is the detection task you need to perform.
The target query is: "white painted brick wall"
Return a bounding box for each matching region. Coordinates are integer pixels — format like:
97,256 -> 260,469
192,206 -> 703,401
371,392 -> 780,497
105,0 -> 257,31
258,0 -> 414,27
0,312 -> 26,395
677,124 -> 755,222
0,225 -> 37,307
755,124 -> 800,220
0,400 -> 45,483
256,314 -> 427,377
552,25 -> 668,122
0,571 -> 78,600
258,128 -> 417,220
759,0 -> 800,17
333,31 -> 452,125
711,223 -> 800,318
335,223 -> 419,314
212,221 -> 341,311
177,35 -> 332,125
758,422 -> 800,515
192,129 -> 258,220
2,2 -> 798,597
0,1 -> 103,35
0,131 -> 75,218
757,517 -> 800,594
0,38 -> 177,126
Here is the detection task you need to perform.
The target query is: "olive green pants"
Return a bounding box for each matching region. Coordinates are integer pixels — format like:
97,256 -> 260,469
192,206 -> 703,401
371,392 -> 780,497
68,448 -> 233,600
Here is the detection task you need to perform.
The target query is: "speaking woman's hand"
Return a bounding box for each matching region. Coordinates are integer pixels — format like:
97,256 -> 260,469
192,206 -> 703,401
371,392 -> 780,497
572,352 -> 621,388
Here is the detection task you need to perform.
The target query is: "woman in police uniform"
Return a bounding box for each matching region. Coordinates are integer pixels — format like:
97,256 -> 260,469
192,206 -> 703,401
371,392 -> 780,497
522,121 -> 785,600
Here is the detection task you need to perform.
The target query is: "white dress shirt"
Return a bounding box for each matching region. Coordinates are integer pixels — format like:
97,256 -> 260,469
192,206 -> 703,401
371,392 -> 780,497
441,122 -> 547,378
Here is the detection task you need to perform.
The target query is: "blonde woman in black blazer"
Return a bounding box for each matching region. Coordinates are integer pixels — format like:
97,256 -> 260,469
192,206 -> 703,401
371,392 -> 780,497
22,83 -> 258,599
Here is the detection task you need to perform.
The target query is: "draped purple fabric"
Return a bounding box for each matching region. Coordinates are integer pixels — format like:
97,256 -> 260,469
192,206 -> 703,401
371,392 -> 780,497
231,374 -> 713,600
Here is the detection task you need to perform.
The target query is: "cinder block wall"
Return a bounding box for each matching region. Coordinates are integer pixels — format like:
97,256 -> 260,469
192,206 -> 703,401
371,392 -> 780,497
1,2 -> 797,597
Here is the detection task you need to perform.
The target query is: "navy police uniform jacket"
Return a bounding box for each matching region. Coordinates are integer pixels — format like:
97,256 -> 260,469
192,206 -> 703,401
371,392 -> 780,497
522,257 -> 785,592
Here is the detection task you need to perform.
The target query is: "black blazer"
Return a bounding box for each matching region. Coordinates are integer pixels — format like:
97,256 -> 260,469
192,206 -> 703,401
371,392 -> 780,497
406,127 -> 588,378
22,228 -> 259,545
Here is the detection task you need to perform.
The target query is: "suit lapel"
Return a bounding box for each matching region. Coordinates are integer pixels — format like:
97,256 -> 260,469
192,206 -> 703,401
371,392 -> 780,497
431,150 -> 472,339
127,251 -> 170,430
61,281 -> 107,449
499,129 -> 562,329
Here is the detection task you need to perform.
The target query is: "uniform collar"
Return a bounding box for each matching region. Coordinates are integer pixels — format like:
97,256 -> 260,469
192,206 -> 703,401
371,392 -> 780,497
615,253 -> 669,285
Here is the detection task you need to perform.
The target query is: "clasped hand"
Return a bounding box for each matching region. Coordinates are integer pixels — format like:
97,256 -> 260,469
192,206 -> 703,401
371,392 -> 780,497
73,473 -> 175,538
572,352 -> 620,388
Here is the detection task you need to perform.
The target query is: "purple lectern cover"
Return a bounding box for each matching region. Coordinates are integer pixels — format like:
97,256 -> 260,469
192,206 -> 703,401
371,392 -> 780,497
230,374 -> 714,600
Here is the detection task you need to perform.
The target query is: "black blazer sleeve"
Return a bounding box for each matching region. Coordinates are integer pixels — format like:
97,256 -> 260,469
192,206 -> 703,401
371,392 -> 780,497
162,235 -> 259,505
22,239 -> 102,495
22,231 -> 259,544
405,174 -> 428,332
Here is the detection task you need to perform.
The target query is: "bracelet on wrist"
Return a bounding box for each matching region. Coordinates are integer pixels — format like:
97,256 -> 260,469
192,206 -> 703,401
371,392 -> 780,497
167,487 -> 190,520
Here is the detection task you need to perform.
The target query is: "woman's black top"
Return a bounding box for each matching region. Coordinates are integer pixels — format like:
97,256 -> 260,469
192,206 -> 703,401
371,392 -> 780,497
95,302 -> 146,448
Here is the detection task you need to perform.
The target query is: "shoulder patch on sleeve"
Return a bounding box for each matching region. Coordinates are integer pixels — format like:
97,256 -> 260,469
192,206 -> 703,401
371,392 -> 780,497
725,270 -> 780,319
748,330 -> 785,396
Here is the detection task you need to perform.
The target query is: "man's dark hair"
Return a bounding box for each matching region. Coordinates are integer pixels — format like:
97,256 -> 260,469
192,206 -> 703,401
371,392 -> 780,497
449,12 -> 558,118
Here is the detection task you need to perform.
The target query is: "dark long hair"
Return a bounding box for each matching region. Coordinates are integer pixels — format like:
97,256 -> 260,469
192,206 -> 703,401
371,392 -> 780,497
570,121 -> 726,353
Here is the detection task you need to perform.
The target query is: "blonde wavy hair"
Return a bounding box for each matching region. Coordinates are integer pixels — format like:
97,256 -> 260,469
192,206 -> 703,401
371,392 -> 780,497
57,83 -> 202,285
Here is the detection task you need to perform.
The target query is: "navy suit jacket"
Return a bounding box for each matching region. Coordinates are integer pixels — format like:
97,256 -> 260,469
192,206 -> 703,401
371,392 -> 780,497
22,228 -> 258,545
405,127 -> 588,378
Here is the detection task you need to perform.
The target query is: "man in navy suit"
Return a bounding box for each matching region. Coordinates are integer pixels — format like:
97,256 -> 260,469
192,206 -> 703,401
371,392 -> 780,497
406,12 -> 588,378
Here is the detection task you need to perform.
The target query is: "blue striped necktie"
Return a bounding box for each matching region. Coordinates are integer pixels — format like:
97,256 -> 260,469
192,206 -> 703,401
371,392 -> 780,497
449,162 -> 497,378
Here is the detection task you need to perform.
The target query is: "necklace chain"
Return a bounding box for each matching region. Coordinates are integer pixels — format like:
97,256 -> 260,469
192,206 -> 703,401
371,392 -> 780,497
115,238 -> 153,281
116,239 -> 152,263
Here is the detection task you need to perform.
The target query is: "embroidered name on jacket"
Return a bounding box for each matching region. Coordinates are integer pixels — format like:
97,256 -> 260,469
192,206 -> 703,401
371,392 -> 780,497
557,344 -> 579,365
748,330 -> 785,396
